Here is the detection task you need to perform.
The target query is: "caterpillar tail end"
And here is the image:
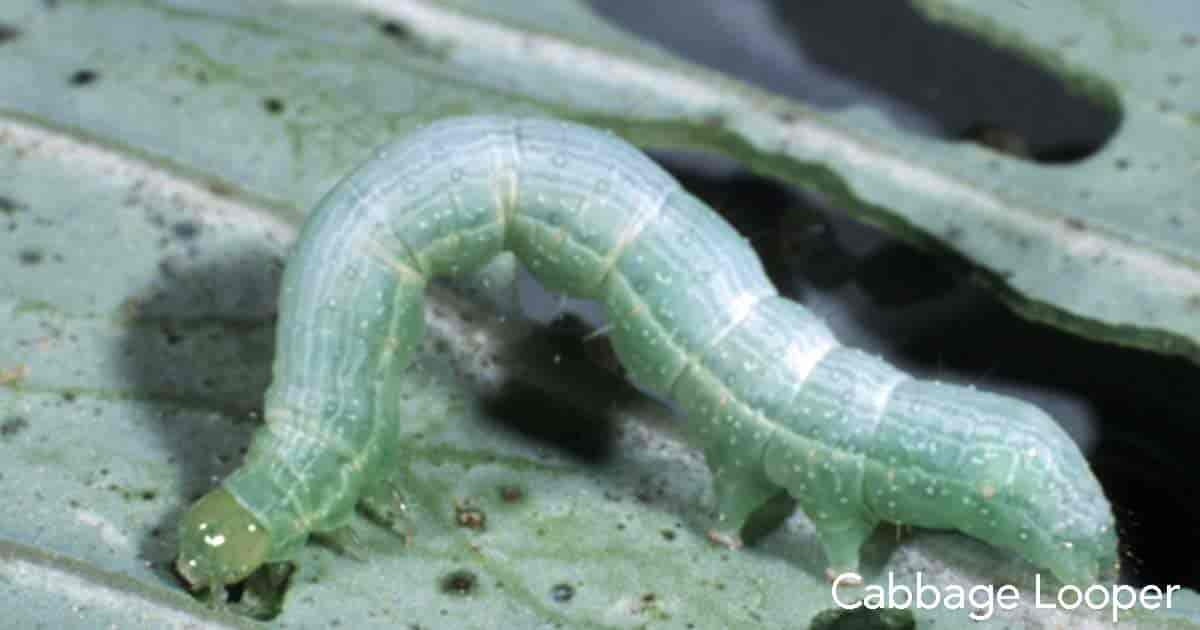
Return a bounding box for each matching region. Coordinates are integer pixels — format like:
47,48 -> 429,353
176,487 -> 271,592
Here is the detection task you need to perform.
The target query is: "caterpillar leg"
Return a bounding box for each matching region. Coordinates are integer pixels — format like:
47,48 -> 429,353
810,515 -> 878,584
196,579 -> 229,609
759,436 -> 878,583
703,451 -> 780,550
356,478 -> 414,543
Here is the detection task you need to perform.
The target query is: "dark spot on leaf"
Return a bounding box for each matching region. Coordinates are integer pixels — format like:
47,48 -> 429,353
263,98 -> 285,115
1114,157 -> 1130,170
160,323 -> 183,345
141,490 -> 158,501
61,392 -> 76,403
0,23 -> 19,44
18,249 -> 43,265
1,416 -> 30,438
206,180 -> 234,197
550,583 -> 575,603
0,196 -> 21,215
775,111 -> 797,124
172,221 -> 200,240
499,485 -> 523,503
660,529 -> 676,541
1184,34 -> 1198,47
439,570 -> 477,596
454,502 -> 486,530
1167,73 -> 1184,87
1065,217 -> 1087,230
69,69 -> 98,86
380,19 -> 411,40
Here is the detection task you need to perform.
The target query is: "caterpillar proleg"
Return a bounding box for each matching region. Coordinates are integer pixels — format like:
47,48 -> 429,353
176,116 -> 1118,596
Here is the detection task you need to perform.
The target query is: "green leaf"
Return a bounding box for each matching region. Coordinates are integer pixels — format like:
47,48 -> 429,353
0,0 -> 1195,628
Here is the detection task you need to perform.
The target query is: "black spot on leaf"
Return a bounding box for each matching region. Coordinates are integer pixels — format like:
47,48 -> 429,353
262,98 -> 285,115
69,69 -> 99,86
439,570 -> 477,596
550,583 -> 575,603
380,20 -> 411,40
1,416 -> 30,438
0,196 -> 22,215
18,249 -> 43,265
0,23 -> 19,44
172,221 -> 200,240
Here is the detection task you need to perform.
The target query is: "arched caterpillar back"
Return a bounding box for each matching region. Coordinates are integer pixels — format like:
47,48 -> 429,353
176,116 -> 1117,596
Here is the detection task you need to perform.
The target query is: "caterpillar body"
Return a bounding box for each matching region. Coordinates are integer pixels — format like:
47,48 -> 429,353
176,116 -> 1117,595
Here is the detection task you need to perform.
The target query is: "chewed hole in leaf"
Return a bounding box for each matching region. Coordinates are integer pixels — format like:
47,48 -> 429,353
775,0 -> 1121,163
592,0 -> 1121,163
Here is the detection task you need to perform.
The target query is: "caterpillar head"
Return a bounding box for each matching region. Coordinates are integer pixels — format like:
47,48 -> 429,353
175,487 -> 271,594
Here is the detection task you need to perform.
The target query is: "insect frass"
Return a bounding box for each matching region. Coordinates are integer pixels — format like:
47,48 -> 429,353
176,116 -> 1118,597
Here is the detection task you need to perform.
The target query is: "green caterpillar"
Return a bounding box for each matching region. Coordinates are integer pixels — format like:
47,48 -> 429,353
176,115 -> 1118,597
